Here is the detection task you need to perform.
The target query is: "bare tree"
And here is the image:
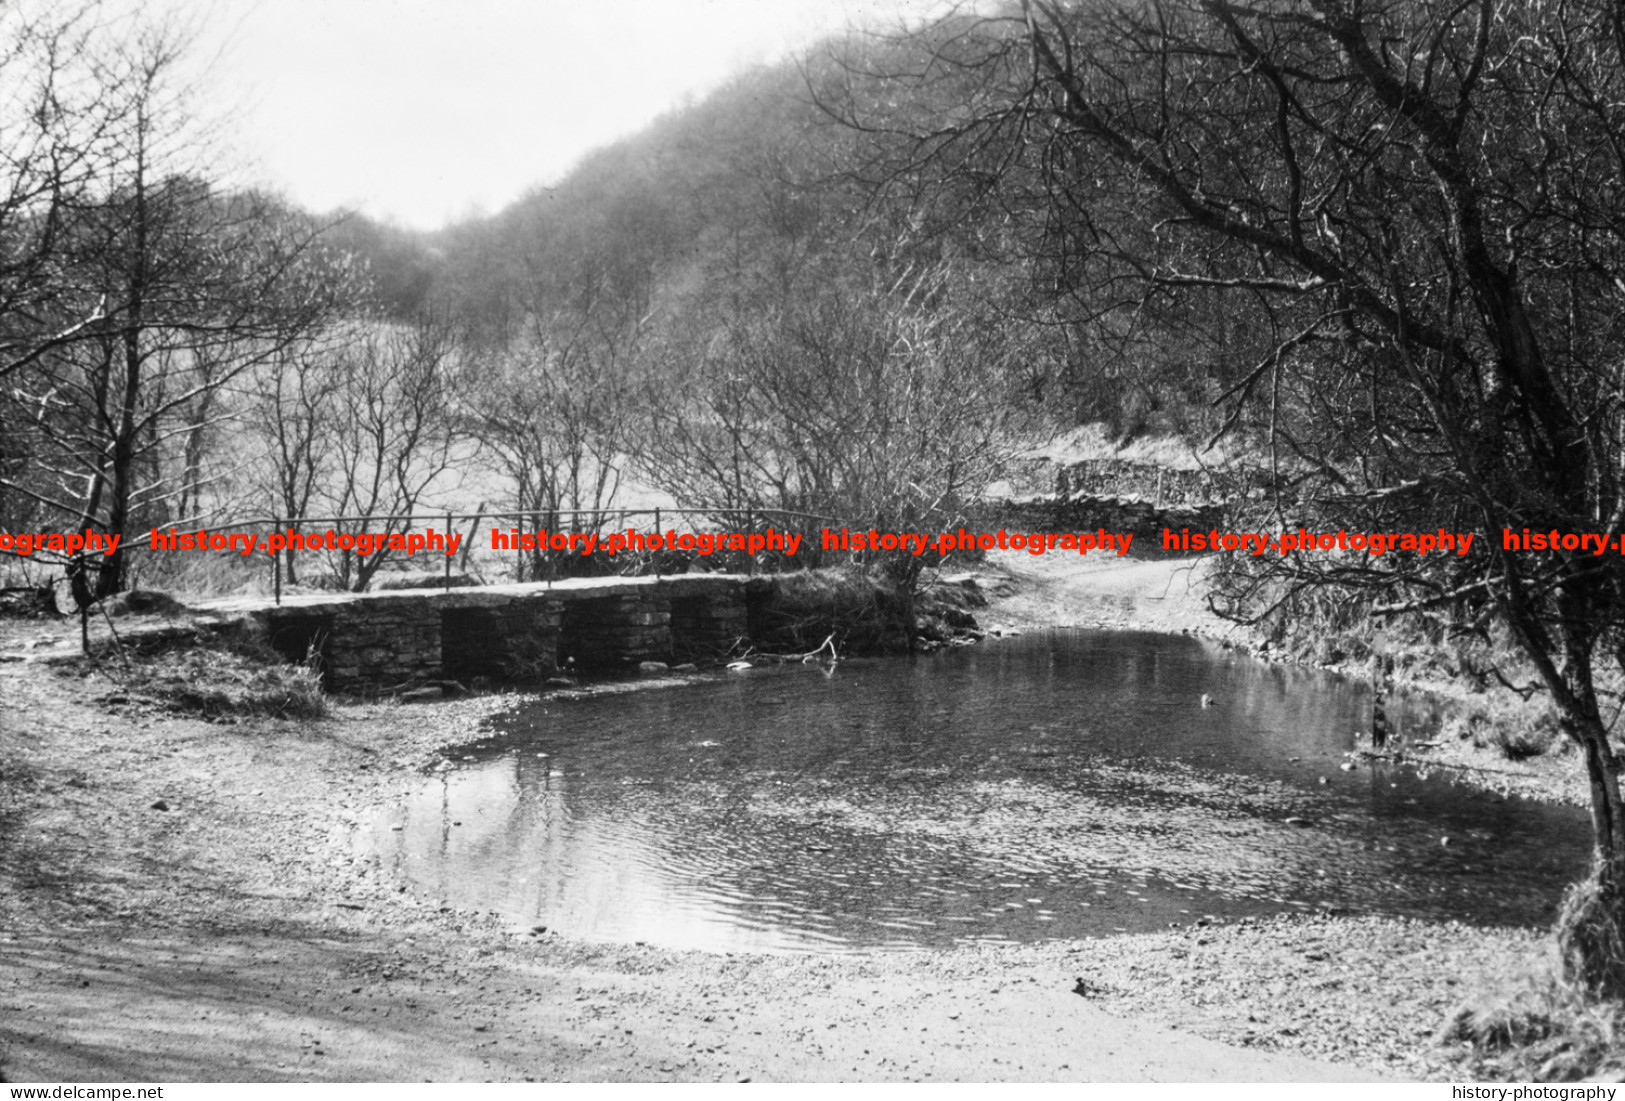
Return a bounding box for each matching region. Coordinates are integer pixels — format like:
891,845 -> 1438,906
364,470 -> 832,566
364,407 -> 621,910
247,334 -> 349,584
467,338 -> 630,579
0,2 -> 123,383
320,316 -> 464,591
459,171 -> 668,579
638,260 -> 1034,581
0,2 -> 133,551
1,18 -> 351,597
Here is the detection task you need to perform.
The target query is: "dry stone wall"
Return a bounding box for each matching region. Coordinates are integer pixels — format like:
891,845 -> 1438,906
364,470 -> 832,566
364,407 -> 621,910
1053,459 -> 1273,507
326,600 -> 441,689
980,493 -> 1223,547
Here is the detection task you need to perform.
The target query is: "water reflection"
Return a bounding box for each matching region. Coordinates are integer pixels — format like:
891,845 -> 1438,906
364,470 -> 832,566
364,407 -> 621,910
368,630 -> 1591,953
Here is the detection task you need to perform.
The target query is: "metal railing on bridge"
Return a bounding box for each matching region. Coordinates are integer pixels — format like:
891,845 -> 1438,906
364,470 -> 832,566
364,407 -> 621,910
128,506 -> 848,605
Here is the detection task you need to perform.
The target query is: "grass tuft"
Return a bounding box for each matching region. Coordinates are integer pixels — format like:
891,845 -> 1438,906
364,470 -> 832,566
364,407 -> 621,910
1441,963 -> 1625,1081
83,614 -> 330,720
1441,693 -> 1566,761
133,647 -> 330,720
1557,870 -> 1625,1002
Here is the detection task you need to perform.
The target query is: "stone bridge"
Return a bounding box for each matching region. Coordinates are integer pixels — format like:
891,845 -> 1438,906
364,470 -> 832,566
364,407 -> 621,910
198,574 -> 757,691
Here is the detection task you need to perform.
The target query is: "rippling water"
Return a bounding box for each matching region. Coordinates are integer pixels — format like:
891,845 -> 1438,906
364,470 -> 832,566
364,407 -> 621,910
366,630 -> 1591,953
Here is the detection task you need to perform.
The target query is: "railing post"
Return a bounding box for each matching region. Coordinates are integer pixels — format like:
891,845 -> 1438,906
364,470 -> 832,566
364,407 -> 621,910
461,504 -> 482,578
444,511 -> 453,592
746,508 -> 755,576
272,515 -> 282,605
654,508 -> 662,581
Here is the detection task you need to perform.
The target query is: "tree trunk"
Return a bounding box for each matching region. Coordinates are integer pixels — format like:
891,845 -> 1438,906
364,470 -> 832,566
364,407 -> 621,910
1558,711 -> 1625,996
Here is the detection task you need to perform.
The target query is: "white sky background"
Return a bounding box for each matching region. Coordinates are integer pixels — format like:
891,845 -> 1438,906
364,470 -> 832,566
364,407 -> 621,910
173,0 -> 948,230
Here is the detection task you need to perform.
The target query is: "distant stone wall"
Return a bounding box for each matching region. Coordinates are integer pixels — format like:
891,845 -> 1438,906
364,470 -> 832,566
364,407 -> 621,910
1053,459 -> 1273,507
980,493 -> 1224,547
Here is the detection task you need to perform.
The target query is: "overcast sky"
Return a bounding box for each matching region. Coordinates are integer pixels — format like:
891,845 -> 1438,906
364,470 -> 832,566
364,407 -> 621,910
177,0 -> 943,230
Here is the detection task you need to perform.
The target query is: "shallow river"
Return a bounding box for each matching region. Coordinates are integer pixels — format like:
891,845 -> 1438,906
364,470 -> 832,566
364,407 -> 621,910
367,630 -> 1592,953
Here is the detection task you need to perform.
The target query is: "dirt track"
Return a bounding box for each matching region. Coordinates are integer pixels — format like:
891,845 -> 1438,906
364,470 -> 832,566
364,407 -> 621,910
0,564 -> 1543,1081
966,550 -> 1226,637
